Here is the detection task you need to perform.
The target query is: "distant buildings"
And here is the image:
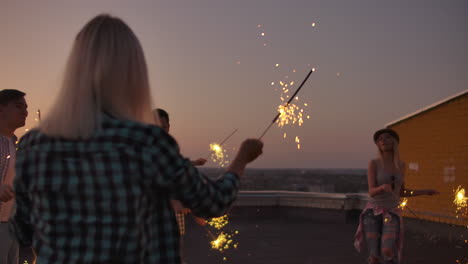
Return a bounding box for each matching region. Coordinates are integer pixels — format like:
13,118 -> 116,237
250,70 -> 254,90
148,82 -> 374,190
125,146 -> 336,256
386,89 -> 468,226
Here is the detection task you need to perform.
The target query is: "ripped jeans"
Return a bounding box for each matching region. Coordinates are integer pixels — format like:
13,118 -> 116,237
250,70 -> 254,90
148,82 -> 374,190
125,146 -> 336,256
362,209 -> 400,264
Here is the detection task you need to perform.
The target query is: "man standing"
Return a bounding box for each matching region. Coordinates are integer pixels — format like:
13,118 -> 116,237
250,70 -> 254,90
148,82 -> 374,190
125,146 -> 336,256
154,108 -> 208,263
0,89 -> 28,264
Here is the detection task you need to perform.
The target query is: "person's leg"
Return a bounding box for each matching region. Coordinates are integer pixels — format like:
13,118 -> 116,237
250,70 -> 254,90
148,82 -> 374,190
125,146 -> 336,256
381,213 -> 400,264
362,210 -> 382,264
0,223 -> 18,264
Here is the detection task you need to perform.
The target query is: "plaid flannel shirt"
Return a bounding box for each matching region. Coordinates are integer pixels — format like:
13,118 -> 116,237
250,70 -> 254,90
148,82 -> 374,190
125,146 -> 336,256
11,115 -> 240,263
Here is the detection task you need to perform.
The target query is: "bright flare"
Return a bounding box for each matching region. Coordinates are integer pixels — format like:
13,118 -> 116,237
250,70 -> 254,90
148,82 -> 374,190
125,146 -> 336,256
399,198 -> 408,209
209,143 -> 230,167
454,186 -> 467,217
210,232 -> 238,252
207,215 -> 229,230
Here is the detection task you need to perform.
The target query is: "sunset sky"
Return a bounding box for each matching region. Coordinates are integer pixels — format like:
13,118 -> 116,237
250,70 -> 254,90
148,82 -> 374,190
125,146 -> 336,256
1,0 -> 467,168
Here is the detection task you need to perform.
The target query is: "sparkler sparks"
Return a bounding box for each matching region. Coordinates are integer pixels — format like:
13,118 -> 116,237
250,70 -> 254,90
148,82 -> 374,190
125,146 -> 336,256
210,232 -> 238,252
259,69 -> 314,144
454,186 -> 467,217
207,215 -> 229,230
399,198 -> 409,209
207,215 -> 239,256
208,129 -> 238,167
209,143 -> 229,167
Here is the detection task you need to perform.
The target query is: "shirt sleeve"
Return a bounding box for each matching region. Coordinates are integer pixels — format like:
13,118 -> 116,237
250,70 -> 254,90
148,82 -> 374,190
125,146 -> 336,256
10,135 -> 34,247
143,130 -> 240,218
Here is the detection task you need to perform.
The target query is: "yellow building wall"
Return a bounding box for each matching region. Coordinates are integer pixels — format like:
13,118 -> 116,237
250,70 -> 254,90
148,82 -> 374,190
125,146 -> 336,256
389,93 -> 468,226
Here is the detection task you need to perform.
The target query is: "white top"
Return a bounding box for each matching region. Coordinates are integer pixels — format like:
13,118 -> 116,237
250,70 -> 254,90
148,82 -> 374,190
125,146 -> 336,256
368,160 -> 403,209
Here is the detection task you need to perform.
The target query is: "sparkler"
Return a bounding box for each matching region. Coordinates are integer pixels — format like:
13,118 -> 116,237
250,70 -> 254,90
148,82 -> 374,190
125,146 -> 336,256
206,215 -> 239,259
207,215 -> 229,230
210,232 -> 238,252
208,128 -> 238,167
399,198 -> 408,209
259,69 -> 314,139
454,186 -> 467,217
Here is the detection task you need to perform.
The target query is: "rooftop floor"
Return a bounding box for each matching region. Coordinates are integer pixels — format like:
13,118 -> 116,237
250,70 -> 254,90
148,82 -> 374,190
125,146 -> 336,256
184,206 -> 467,264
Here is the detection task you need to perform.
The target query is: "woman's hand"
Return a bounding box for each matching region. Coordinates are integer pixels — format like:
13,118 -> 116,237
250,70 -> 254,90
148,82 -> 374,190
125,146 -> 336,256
380,184 -> 393,193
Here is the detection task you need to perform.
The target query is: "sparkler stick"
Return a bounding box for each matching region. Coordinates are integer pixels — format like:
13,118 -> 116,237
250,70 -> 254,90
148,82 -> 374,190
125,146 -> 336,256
259,69 -> 314,139
206,128 -> 239,159
218,128 -> 239,146
206,128 -> 239,167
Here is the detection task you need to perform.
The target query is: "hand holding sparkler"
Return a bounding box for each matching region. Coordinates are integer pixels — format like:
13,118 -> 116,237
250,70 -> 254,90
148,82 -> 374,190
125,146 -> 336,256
227,139 -> 263,176
234,139 -> 264,164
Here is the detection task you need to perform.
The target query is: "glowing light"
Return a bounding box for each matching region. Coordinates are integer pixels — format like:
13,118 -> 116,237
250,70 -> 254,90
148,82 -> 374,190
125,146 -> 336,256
271,82 -> 275,86
311,22 -> 316,27
209,143 -> 230,167
277,104 -> 304,127
271,72 -> 312,149
257,24 -> 263,28
261,32 -> 265,36
275,63 -> 279,67
6,155 -> 10,159
210,232 -> 238,252
207,215 -> 229,230
454,186 -> 467,217
399,198 -> 408,209
312,67 -> 316,72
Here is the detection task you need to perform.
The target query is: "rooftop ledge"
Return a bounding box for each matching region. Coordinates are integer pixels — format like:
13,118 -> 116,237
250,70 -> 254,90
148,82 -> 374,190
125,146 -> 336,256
236,190 -> 369,210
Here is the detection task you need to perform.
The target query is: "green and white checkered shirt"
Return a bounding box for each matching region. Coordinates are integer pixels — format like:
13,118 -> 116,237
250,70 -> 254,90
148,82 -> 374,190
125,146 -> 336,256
11,115 -> 239,263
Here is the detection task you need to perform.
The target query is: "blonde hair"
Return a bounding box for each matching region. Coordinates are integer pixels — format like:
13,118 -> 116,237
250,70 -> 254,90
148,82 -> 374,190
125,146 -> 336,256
377,137 -> 401,170
40,14 -> 157,139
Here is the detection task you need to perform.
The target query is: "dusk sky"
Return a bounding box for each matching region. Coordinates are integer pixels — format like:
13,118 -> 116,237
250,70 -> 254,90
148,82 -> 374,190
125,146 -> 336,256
1,0 -> 467,168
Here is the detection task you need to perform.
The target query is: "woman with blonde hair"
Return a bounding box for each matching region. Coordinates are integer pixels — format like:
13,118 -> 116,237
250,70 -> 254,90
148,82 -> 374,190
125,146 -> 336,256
354,128 -> 438,264
11,14 -> 263,264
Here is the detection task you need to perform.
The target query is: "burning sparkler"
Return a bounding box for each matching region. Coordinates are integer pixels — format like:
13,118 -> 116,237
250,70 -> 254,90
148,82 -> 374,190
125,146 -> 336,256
208,129 -> 238,168
210,232 -> 238,252
209,143 -> 229,167
207,215 -> 229,230
259,69 -> 314,150
206,215 -> 239,259
454,186 -> 467,217
399,198 -> 408,209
